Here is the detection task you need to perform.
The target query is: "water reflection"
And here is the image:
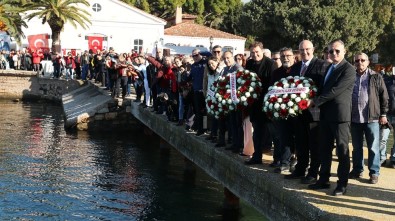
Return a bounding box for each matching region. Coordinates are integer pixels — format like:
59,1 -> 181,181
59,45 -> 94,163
0,101 -> 265,221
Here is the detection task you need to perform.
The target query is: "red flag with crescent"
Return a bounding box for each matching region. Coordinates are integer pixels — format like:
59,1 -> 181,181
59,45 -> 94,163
27,34 -> 49,51
88,36 -> 103,52
71,49 -> 76,56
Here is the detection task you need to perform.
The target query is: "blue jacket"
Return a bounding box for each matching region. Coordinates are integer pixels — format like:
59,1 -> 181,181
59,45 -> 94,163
189,58 -> 206,91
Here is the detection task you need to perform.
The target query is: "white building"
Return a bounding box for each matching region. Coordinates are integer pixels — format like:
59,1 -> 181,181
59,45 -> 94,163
18,1 -> 245,56
20,0 -> 166,54
164,7 -> 246,55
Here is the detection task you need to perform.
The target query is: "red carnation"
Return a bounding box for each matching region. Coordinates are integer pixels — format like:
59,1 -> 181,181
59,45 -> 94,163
224,93 -> 231,99
219,81 -> 227,87
207,100 -> 212,106
213,82 -> 218,87
276,82 -> 284,87
288,79 -> 294,83
294,80 -> 300,86
247,97 -> 254,105
269,96 -> 278,103
245,80 -> 251,86
298,100 -> 308,110
309,90 -> 316,98
280,109 -> 288,117
236,71 -> 243,78
255,87 -> 261,93
283,97 -> 290,103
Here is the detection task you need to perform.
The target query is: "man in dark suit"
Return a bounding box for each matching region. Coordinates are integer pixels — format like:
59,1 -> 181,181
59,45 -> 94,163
244,42 -> 275,165
308,39 -> 356,196
285,40 -> 328,184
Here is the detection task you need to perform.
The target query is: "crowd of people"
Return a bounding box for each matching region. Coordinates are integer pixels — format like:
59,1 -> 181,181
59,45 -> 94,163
3,39 -> 395,197
125,39 -> 394,197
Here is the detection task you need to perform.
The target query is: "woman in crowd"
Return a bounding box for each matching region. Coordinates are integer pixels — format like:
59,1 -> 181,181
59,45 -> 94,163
174,56 -> 191,125
146,55 -> 177,120
12,50 -> 21,70
64,52 -> 75,80
32,49 -> 44,72
74,53 -> 81,79
113,54 -> 129,99
235,53 -> 246,68
203,56 -> 224,142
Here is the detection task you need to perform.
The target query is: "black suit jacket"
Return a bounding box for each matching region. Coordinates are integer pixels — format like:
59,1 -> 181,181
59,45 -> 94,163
290,58 -> 328,121
316,59 -> 356,122
245,57 -> 275,123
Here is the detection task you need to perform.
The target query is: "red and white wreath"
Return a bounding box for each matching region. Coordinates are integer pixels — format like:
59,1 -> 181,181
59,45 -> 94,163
263,76 -> 318,120
206,69 -> 262,119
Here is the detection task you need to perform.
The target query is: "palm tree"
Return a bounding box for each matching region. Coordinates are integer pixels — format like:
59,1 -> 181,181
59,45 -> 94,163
24,0 -> 91,52
0,0 -> 28,43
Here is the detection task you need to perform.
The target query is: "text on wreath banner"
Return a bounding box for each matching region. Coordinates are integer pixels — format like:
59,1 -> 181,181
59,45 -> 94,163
267,87 -> 309,95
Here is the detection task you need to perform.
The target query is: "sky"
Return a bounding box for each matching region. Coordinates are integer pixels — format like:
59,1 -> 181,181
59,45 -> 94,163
242,0 -> 250,3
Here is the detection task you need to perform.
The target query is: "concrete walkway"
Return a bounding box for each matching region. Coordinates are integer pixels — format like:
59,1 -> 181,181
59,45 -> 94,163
128,99 -> 395,221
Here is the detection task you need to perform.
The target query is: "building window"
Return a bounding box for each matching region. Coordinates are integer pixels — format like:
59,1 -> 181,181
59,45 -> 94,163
223,46 -> 234,52
134,39 -> 143,53
92,3 -> 102,12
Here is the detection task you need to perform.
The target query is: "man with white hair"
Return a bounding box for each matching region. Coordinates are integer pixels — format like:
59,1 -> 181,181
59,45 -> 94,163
263,48 -> 271,58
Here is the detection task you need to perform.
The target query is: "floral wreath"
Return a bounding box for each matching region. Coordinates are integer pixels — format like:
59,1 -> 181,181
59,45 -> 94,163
206,69 -> 262,119
263,76 -> 318,120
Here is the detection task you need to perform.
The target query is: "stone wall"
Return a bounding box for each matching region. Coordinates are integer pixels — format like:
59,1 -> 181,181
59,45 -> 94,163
0,70 -> 83,101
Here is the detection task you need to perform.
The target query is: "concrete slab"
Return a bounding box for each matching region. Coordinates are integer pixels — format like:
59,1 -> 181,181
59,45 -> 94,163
62,81 -> 113,128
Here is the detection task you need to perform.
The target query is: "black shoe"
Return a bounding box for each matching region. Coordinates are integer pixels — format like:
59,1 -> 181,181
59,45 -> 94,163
308,180 -> 331,190
301,175 -> 317,184
349,171 -> 363,179
244,158 -> 262,165
392,161 -> 395,168
380,159 -> 386,166
239,152 -> 248,156
274,166 -> 289,173
215,143 -> 225,147
269,161 -> 281,168
195,130 -> 204,136
333,185 -> 347,196
284,172 -> 305,179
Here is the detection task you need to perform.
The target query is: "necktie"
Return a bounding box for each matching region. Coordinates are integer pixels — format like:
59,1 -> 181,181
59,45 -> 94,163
324,65 -> 334,85
300,63 -> 307,76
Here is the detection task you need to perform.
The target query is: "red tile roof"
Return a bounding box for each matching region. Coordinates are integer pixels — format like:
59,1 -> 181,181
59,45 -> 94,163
165,22 -> 246,40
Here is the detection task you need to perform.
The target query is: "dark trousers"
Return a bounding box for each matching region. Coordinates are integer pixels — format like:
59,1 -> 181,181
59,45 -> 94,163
218,116 -> 228,144
209,116 -> 218,137
272,120 -> 292,166
230,110 -> 243,151
251,119 -> 270,162
192,91 -> 205,132
319,121 -> 350,187
292,116 -> 321,177
308,122 -> 321,178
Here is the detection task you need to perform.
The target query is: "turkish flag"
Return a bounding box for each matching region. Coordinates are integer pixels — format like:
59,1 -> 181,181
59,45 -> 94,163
88,36 -> 103,52
28,34 -> 49,51
71,49 -> 76,56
